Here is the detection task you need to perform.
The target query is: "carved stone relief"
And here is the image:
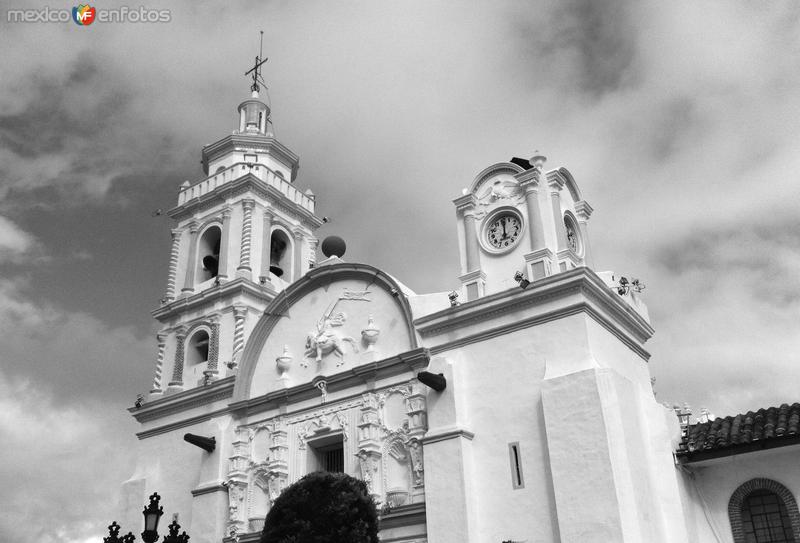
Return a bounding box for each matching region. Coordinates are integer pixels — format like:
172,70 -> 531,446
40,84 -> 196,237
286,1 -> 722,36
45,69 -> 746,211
302,289 -> 371,368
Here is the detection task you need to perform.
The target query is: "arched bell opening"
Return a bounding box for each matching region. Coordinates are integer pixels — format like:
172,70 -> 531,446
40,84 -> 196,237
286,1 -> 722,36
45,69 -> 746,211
269,229 -> 291,278
186,329 -> 210,366
198,226 -> 222,281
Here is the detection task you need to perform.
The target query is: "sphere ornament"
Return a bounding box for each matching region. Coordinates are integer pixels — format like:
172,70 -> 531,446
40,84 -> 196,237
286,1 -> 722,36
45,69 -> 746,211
321,235 -> 346,258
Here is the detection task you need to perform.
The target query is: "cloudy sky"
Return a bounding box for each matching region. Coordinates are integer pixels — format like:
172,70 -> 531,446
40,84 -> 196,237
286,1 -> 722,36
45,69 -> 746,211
1,0 -> 800,540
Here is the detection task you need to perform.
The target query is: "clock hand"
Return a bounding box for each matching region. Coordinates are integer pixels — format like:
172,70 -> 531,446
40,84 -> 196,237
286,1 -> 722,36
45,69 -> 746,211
501,218 -> 508,239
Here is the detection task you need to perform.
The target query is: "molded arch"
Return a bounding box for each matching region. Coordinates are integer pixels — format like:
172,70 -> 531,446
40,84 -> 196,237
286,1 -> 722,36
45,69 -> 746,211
558,167 -> 583,203
468,162 -> 525,195
728,477 -> 800,543
233,262 -> 420,402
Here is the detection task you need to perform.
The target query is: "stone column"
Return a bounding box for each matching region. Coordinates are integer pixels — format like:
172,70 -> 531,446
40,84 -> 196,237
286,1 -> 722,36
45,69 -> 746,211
164,229 -> 182,302
231,305 -> 247,369
548,177 -> 568,252
168,328 -> 188,391
150,332 -> 167,395
217,208 -> 232,282
181,222 -> 200,294
575,200 -> 594,268
237,199 -> 255,277
357,393 -> 383,501
463,210 -> 480,272
292,230 -> 304,281
204,317 -> 221,383
259,210 -> 274,284
522,184 -> 545,251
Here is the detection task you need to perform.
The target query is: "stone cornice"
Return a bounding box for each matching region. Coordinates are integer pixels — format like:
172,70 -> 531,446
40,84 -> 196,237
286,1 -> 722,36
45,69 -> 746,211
415,268 -> 654,354
229,348 -> 429,417
546,169 -> 566,190
190,482 -> 227,497
575,200 -> 594,220
130,376 -> 235,424
151,277 -> 276,321
201,133 -> 299,180
452,193 -> 476,212
168,174 -> 323,230
378,502 -> 427,531
422,427 -> 475,445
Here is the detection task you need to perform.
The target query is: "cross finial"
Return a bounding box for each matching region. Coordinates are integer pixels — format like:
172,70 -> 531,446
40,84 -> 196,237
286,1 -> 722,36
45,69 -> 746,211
244,31 -> 268,93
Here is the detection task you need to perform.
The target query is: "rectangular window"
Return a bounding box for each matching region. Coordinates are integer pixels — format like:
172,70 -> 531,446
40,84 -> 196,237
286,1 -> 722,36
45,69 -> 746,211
308,434 -> 345,473
508,442 -> 524,489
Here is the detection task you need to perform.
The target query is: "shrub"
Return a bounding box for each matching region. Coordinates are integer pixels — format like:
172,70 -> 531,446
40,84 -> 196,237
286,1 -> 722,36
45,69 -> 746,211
260,472 -> 379,543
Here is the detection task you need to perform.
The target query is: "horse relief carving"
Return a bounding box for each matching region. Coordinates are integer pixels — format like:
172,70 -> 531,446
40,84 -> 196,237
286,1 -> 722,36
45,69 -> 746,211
303,289 -> 371,367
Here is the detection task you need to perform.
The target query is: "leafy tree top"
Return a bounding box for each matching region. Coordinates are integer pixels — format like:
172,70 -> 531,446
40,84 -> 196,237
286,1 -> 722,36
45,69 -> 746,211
260,472 -> 379,543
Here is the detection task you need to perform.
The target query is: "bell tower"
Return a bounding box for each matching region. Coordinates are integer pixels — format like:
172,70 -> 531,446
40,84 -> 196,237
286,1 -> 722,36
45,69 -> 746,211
147,58 -> 323,397
453,153 -> 594,300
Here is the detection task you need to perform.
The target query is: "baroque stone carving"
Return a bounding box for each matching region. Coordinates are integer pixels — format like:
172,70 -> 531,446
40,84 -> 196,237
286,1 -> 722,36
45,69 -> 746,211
356,449 -> 380,496
297,411 -> 349,449
303,289 -> 371,367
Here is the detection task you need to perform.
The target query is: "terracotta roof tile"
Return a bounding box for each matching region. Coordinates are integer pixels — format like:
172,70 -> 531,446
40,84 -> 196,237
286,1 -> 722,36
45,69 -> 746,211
677,403 -> 800,462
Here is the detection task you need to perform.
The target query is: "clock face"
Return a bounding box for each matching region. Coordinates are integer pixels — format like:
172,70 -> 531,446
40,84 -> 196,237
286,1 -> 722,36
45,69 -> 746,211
486,213 -> 522,249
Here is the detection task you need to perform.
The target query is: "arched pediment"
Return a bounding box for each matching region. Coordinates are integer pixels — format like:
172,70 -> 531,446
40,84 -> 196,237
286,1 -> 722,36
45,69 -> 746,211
468,162 -> 526,195
558,167 -> 583,203
234,263 -> 419,401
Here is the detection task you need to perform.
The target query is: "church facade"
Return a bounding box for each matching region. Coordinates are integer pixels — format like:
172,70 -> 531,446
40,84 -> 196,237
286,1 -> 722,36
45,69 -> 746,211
120,84 -> 800,543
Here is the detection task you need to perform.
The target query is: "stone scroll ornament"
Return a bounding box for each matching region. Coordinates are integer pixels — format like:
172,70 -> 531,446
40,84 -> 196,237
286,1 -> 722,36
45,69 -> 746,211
303,289 -> 371,367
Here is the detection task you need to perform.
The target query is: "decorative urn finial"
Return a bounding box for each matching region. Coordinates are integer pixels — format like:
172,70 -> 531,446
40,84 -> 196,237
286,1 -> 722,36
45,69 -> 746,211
361,315 -> 380,352
276,345 -> 292,378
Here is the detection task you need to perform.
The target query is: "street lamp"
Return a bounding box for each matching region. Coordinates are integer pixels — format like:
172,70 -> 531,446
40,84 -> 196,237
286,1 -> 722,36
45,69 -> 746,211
163,518 -> 190,543
141,492 -> 164,543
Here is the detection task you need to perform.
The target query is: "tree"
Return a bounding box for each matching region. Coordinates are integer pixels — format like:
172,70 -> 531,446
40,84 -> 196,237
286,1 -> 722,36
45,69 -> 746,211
260,472 -> 379,543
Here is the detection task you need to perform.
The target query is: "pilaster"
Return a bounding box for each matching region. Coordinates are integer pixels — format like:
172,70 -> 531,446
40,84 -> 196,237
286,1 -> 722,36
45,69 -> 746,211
164,228 -> 182,302
181,222 -> 200,295
167,327 -> 188,392
292,229 -> 304,282
217,207 -> 233,282
259,210 -> 274,285
150,332 -> 167,397
575,200 -> 594,268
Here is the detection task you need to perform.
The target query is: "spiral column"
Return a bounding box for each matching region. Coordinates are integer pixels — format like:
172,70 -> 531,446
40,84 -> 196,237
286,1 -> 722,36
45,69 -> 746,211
164,229 -> 181,302
150,332 -> 167,395
237,199 -> 255,276
168,328 -> 187,390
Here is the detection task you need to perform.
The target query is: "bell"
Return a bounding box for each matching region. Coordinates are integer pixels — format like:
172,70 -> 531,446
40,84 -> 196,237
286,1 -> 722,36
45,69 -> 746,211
269,265 -> 284,277
202,255 -> 219,276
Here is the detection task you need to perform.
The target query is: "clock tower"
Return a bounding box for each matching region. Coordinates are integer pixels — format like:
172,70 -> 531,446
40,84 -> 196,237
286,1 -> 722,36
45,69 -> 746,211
453,153 -> 594,300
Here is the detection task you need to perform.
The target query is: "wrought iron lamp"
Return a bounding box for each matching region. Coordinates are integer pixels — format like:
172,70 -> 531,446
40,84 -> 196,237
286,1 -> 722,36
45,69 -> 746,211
141,492 -> 164,543
163,518 -> 190,543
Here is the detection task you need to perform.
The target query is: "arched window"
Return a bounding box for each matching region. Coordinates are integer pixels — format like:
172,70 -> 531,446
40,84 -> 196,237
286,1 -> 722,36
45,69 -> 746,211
197,225 -> 221,281
730,479 -> 800,543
